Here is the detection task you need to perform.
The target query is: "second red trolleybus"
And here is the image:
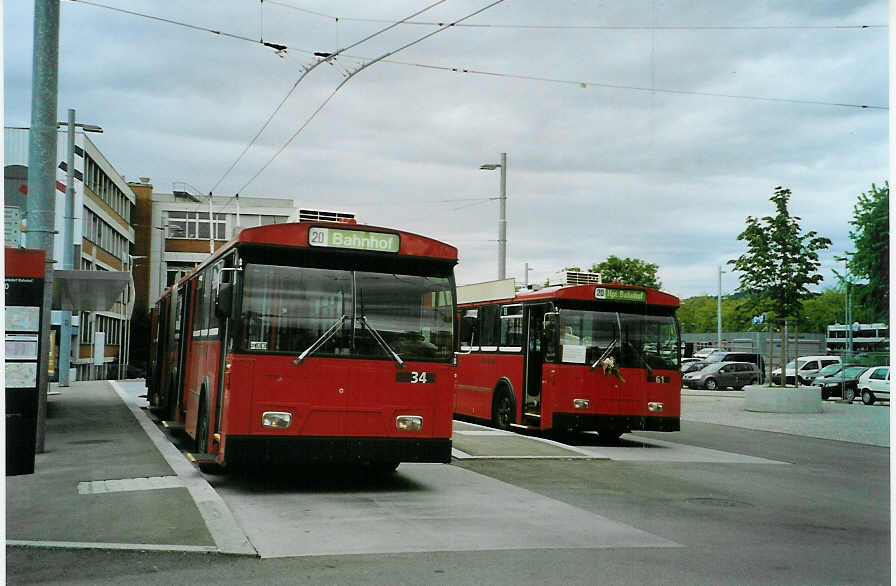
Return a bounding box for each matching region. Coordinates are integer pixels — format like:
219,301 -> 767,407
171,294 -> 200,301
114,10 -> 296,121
454,276 -> 681,439
146,221 -> 457,471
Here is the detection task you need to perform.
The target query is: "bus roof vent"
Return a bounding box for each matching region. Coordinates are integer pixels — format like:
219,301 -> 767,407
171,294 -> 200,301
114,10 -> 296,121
548,270 -> 602,287
297,209 -> 357,224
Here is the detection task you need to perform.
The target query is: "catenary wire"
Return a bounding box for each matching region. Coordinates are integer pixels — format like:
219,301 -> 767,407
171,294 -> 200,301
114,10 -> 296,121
266,1 -> 886,30
65,0 -> 887,114
235,0 -> 507,193
210,0 -> 450,193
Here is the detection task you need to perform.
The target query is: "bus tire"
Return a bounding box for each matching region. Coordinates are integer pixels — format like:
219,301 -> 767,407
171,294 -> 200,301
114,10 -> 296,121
492,387 -> 515,431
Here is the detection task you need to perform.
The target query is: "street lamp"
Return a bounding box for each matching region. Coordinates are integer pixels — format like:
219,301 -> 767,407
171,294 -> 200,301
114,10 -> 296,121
155,224 -> 185,297
834,254 -> 853,358
58,109 -> 103,388
480,153 -> 507,280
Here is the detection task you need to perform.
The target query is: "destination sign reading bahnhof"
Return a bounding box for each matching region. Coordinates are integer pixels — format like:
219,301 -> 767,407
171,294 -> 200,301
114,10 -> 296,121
308,227 -> 400,253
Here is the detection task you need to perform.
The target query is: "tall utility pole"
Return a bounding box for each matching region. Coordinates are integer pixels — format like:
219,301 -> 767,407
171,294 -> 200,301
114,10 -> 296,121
480,152 -> 507,280
717,265 -> 724,348
59,109 -> 75,387
26,0 -> 61,452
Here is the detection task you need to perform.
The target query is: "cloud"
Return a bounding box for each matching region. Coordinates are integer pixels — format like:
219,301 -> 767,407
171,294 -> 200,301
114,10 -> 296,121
4,0 -> 887,299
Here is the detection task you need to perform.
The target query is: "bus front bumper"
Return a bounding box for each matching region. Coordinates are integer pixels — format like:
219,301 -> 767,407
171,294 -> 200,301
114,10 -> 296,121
551,413 -> 680,433
223,435 -> 452,466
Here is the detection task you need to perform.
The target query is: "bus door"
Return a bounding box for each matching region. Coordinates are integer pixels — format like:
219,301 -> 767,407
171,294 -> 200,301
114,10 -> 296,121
523,303 -> 551,416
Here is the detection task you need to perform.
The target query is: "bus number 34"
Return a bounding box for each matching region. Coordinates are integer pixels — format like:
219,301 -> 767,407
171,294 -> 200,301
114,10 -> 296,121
396,371 -> 436,384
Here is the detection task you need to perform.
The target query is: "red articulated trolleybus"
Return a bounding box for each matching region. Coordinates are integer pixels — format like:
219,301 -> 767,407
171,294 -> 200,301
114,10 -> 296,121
146,221 -> 457,471
454,274 -> 681,439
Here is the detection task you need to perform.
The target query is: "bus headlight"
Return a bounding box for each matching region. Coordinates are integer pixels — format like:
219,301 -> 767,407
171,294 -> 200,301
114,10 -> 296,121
396,415 -> 423,432
262,411 -> 292,429
648,402 -> 664,413
573,399 -> 590,409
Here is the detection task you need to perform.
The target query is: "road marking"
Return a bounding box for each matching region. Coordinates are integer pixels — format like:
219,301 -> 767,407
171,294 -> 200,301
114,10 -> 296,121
110,381 -> 257,556
77,476 -> 184,494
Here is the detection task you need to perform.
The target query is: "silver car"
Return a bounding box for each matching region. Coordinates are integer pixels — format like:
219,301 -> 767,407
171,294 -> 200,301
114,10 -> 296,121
682,361 -> 761,391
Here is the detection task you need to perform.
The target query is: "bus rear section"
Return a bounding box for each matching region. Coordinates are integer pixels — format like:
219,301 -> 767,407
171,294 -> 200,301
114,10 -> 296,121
455,280 -> 681,439
148,222 -> 458,470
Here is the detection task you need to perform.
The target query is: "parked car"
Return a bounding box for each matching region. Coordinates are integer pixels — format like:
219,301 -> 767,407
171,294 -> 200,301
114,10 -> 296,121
771,355 -> 841,385
681,359 -> 709,375
856,366 -> 890,405
692,347 -> 719,359
813,364 -> 869,400
704,351 -> 766,383
682,361 -> 761,391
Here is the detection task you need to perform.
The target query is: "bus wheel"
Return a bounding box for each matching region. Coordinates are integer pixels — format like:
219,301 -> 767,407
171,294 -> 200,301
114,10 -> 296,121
492,389 -> 515,430
196,394 -> 209,454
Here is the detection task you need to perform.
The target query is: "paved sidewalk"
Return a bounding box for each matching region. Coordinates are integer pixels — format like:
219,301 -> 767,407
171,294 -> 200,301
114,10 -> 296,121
7,380 -> 887,557
681,388 -> 890,447
6,379 -> 254,555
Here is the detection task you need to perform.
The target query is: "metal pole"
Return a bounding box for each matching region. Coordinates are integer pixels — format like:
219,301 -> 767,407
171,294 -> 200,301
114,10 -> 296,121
498,153 -> 507,280
717,265 -> 723,348
208,193 -> 214,254
59,109 -> 75,387
158,227 -> 165,299
26,0 -> 61,453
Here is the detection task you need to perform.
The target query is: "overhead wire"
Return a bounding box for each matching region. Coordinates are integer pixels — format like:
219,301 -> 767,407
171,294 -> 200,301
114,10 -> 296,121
333,53 -> 888,110
266,1 -> 886,30
234,0 -> 507,193
64,1 -> 887,116
210,0 -> 451,193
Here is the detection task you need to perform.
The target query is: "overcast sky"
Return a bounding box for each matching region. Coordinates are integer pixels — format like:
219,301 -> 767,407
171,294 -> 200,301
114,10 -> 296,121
4,1 -> 889,299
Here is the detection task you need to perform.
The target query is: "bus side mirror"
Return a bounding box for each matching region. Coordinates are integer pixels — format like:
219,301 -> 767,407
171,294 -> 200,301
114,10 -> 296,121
216,283 -> 234,318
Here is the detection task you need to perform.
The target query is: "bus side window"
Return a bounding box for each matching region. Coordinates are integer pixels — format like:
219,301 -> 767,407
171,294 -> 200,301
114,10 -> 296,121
542,313 -> 558,362
460,309 -> 478,350
479,305 -> 499,349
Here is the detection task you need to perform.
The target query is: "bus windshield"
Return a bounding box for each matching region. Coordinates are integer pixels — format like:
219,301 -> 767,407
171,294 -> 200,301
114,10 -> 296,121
556,309 -> 680,370
240,264 -> 454,361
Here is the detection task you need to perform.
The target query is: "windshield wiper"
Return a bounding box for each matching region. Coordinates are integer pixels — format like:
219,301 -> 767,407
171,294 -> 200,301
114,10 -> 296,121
358,315 -> 405,369
293,315 -> 347,365
590,338 -> 617,370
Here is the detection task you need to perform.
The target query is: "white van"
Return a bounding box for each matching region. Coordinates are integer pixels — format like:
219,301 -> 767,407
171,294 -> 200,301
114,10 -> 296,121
771,355 -> 841,385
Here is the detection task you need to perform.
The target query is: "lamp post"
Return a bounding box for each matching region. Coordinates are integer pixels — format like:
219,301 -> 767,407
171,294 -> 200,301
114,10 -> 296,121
155,224 -> 184,298
834,254 -> 853,358
717,265 -> 725,348
57,110 -> 103,387
480,153 -> 507,280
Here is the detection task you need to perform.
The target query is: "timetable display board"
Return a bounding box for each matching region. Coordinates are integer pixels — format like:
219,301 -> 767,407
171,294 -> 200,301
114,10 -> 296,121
5,248 -> 45,476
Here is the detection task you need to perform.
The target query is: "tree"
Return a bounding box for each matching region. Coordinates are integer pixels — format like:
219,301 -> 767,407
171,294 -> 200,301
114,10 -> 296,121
590,256 -> 662,289
728,186 -> 832,319
728,187 -> 831,384
847,182 -> 888,320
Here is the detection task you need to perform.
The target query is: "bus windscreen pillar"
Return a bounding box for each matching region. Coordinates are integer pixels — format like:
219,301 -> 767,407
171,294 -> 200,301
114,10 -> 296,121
5,248 -> 46,476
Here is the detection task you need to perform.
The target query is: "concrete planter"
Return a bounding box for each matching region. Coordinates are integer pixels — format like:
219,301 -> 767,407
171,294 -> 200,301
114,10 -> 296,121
743,385 -> 823,413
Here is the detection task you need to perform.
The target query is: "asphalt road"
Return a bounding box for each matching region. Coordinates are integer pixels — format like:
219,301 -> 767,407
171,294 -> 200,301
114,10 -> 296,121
7,399 -> 891,585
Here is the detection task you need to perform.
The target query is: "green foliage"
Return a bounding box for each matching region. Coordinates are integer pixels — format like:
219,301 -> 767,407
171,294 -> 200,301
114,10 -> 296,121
728,186 -> 832,318
848,182 -> 889,320
590,256 -> 662,289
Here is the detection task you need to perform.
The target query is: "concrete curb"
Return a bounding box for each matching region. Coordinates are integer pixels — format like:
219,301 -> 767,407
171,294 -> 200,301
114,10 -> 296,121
110,382 -> 257,556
